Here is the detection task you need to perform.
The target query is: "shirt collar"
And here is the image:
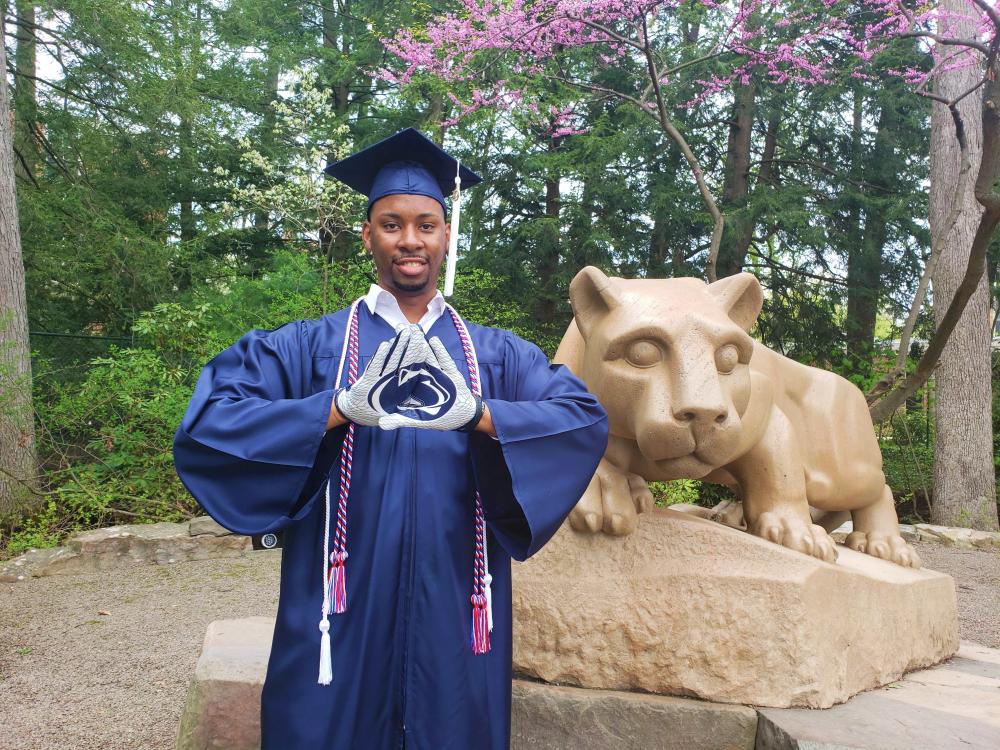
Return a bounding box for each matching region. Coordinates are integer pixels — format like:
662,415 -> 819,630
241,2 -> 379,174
363,284 -> 447,332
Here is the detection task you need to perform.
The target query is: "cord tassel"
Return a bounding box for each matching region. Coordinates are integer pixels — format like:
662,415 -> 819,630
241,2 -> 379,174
329,551 -> 348,614
318,618 -> 333,685
483,573 -> 493,633
470,594 -> 490,655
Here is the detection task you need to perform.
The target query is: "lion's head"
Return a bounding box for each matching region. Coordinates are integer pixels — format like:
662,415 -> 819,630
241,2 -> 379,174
569,266 -> 768,479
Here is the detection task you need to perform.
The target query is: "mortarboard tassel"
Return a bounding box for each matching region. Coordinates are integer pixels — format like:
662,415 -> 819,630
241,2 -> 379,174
444,160 -> 461,297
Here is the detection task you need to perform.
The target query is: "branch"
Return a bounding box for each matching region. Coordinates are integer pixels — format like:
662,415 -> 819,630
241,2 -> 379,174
638,14 -> 723,281
870,208 -> 1000,422
969,0 -> 1000,32
898,31 -> 990,56
564,14 -> 644,52
746,248 -> 847,287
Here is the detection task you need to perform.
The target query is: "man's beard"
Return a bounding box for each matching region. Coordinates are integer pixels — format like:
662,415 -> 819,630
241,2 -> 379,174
393,277 -> 429,293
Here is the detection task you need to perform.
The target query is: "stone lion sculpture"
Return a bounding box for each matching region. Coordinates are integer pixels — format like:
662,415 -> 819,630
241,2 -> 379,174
554,266 -> 920,568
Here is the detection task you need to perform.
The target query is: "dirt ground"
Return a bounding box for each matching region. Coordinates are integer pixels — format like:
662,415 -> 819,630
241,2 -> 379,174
0,541 -> 997,750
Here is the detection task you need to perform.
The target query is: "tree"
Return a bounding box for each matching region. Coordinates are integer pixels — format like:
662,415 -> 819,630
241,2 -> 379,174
388,0 -> 1000,427
0,22 -> 38,520
929,0 -> 998,530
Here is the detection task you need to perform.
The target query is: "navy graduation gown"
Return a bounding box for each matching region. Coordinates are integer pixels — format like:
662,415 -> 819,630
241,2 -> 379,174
173,304 -> 608,750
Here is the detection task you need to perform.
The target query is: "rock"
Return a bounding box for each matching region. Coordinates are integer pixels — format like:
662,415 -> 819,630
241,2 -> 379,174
898,523 -> 918,542
62,523 -> 249,570
970,529 -> 1000,549
513,508 -> 958,709
915,524 -> 1000,549
511,680 -> 757,750
188,516 -> 232,537
756,642 -> 1000,749
829,520 -> 852,543
1,546 -> 84,581
176,618 -> 271,750
3,523 -> 250,581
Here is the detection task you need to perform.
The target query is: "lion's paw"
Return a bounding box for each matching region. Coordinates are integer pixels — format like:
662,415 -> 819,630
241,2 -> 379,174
569,460 -> 651,536
845,531 -> 921,569
750,511 -> 838,563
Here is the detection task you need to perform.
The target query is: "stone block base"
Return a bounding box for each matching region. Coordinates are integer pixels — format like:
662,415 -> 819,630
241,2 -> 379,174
756,642 -> 1000,749
513,508 -> 959,708
176,618 -> 271,750
513,680 -> 757,750
176,619 -> 997,750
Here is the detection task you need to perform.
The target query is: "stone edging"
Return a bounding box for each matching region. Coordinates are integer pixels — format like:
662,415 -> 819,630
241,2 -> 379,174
4,517 -> 997,584
830,522 -> 1000,549
1,517 -> 250,583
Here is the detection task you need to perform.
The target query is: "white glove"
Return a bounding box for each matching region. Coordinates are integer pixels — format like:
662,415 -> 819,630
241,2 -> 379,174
378,336 -> 483,432
334,325 -> 433,427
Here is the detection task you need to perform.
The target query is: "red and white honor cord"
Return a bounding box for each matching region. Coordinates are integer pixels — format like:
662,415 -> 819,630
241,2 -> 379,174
317,300 -> 492,685
447,305 -> 492,655
318,298 -> 360,685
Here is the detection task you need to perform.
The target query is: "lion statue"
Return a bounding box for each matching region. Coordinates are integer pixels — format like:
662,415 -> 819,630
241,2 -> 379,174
554,266 -> 919,568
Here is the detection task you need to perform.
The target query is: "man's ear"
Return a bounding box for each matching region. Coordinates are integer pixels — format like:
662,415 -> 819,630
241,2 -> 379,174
706,272 -> 763,332
570,266 -> 622,338
361,220 -> 372,251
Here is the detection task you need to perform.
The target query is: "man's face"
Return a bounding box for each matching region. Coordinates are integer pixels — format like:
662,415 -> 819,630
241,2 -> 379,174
362,193 -> 449,296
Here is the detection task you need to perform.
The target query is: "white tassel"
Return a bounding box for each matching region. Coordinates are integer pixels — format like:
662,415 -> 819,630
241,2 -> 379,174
444,161 -> 461,297
483,573 -> 493,633
317,618 -> 332,685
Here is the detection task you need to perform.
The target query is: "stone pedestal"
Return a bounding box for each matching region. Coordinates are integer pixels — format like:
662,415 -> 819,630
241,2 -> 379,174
176,619 -> 996,750
512,508 -> 959,708
176,618 -> 270,750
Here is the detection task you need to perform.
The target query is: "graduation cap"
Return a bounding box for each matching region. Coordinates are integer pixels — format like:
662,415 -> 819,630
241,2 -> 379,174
325,128 -> 483,297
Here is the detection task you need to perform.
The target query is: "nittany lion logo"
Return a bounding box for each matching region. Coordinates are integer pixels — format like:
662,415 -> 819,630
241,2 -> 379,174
369,363 -> 456,419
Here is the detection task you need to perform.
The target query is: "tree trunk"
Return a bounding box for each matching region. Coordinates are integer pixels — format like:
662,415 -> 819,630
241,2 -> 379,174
929,0 -> 998,530
0,33 -> 38,520
535,136 -> 561,325
716,79 -> 756,278
14,1 -> 38,182
846,99 -> 892,377
321,0 -> 356,262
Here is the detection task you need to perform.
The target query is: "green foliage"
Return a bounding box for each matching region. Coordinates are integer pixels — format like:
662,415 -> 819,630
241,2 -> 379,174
649,479 -> 701,507
6,0 -> 997,551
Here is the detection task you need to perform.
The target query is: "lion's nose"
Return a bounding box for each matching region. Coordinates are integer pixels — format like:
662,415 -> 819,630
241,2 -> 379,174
673,404 -> 728,425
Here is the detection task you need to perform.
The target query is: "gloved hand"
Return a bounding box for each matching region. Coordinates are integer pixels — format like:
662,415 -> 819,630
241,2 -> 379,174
378,336 -> 483,432
334,325 -> 433,427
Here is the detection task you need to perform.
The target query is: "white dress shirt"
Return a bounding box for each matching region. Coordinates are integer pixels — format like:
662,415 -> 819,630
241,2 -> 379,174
363,284 -> 447,332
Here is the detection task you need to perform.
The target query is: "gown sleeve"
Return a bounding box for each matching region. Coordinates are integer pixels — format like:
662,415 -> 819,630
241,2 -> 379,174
172,322 -> 337,535
473,332 -> 608,561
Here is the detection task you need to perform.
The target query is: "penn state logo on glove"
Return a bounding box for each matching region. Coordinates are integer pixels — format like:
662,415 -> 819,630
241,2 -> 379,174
335,325 -> 435,427
369,362 -> 457,421
378,337 -> 481,432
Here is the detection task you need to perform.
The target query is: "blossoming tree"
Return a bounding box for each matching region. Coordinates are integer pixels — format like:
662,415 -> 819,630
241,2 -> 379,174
387,0 -> 1000,423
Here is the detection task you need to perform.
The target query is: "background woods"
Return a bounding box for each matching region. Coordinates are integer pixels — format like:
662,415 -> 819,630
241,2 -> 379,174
1,0 -> 999,554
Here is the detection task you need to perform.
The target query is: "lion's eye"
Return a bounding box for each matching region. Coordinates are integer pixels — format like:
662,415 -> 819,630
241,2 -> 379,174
624,340 -> 662,368
716,344 -> 740,374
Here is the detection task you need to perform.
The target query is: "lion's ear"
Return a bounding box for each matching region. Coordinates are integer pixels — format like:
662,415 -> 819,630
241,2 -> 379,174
570,266 -> 622,338
707,272 -> 763,332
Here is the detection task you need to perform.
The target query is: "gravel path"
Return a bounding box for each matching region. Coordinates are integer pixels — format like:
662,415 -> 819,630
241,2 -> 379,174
0,552 -> 281,750
0,542 -> 997,750
913,541 -> 1000,648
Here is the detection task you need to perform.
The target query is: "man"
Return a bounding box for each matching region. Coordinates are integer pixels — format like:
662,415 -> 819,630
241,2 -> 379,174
173,128 -> 608,749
